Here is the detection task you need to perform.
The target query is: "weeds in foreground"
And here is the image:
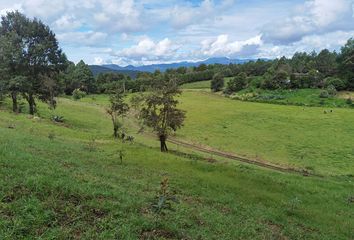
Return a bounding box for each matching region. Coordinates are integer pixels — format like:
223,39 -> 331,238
85,137 -> 97,152
152,176 -> 178,214
285,196 -> 302,215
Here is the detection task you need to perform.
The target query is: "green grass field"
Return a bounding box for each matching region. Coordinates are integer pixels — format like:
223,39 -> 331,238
0,93 -> 353,239
231,88 -> 353,108
180,80 -> 211,89
178,90 -> 354,176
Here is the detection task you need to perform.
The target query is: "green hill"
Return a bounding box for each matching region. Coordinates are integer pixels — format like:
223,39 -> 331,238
0,93 -> 353,239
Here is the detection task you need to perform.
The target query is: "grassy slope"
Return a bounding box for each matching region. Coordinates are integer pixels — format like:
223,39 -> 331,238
180,80 -> 211,89
233,89 -> 353,108
178,91 -> 354,176
0,96 -> 353,239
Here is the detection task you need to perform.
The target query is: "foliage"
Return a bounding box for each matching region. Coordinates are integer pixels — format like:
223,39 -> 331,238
319,90 -> 329,98
324,77 -> 347,90
72,88 -> 86,100
0,11 -> 67,115
210,73 -> 224,92
152,177 -> 178,214
338,38 -> 354,90
106,90 -> 129,139
326,85 -> 337,97
134,78 -> 185,152
51,115 -> 65,123
226,72 -> 247,93
262,70 -> 289,90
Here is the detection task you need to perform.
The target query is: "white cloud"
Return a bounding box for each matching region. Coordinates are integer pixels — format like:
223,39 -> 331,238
258,30 -> 354,59
262,0 -> 354,44
53,15 -> 81,31
0,3 -> 23,16
200,34 -> 263,57
168,0 -> 234,29
114,37 -> 180,60
57,31 -> 108,46
94,57 -> 104,65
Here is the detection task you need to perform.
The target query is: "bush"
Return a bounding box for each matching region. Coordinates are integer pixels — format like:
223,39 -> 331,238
249,76 -> 263,89
319,90 -> 329,98
226,72 -> 247,93
210,73 -> 224,92
324,77 -> 347,90
72,89 -> 86,100
327,85 -> 337,97
346,98 -> 353,105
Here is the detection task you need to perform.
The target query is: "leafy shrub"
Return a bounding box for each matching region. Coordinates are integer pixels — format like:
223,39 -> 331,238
72,89 -> 86,100
319,90 -> 329,98
324,77 -> 347,90
248,76 -> 263,89
262,70 -> 289,90
51,115 -> 64,123
210,73 -> 224,92
346,98 -> 353,105
327,85 -> 337,97
48,132 -> 55,141
226,72 -> 247,93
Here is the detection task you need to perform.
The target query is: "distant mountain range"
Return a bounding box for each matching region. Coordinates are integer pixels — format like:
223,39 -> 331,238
89,65 -> 140,78
89,57 -> 264,77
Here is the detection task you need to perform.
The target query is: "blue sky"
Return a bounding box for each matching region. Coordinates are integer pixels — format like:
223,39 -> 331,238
0,0 -> 353,66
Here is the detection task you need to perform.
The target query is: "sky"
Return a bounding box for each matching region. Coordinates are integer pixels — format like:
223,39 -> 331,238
0,0 -> 353,66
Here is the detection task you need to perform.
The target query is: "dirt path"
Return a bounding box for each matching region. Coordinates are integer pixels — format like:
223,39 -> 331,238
164,136 -> 322,177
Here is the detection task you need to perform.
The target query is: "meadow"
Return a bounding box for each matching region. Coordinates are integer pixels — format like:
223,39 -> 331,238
177,90 -> 354,176
0,90 -> 353,239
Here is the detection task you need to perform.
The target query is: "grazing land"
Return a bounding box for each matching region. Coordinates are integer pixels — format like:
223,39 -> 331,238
1,92 -> 353,239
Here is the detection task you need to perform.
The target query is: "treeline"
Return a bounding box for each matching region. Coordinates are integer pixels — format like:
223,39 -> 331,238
216,40 -> 353,94
133,38 -> 353,94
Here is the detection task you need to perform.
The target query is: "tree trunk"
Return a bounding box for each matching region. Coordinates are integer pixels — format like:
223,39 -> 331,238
113,127 -> 118,138
11,91 -> 18,113
159,134 -> 168,152
28,94 -> 36,115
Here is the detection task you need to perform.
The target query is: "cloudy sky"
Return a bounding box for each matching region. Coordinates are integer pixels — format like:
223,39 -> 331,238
1,0 -> 353,66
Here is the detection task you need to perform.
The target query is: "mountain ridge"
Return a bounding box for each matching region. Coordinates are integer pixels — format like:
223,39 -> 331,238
92,57 -> 266,74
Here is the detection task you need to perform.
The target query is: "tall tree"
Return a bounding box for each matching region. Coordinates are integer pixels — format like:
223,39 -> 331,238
316,49 -> 337,77
338,38 -> 354,90
73,60 -> 95,94
0,11 -> 67,114
0,32 -> 26,112
134,78 -> 185,152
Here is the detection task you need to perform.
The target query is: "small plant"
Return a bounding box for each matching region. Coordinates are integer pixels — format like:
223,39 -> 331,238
152,176 -> 178,214
72,89 -> 86,100
346,98 -> 352,105
118,149 -> 124,164
285,197 -> 302,214
86,137 -> 97,152
18,102 -> 26,113
51,115 -> 64,123
319,90 -> 329,98
48,132 -> 55,141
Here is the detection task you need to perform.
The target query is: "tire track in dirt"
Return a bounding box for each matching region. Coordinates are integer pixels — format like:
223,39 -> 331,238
164,136 -> 322,177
